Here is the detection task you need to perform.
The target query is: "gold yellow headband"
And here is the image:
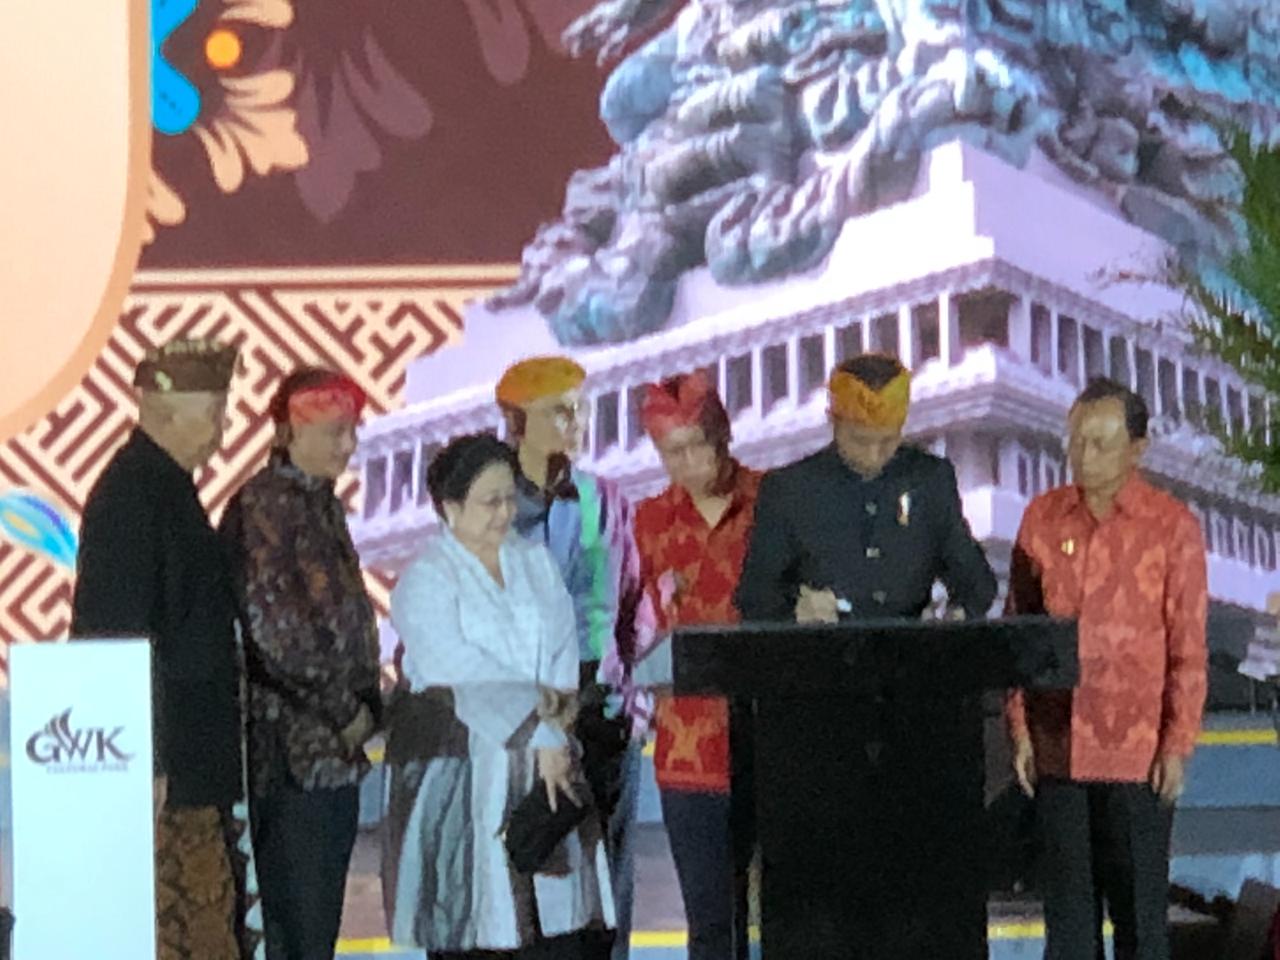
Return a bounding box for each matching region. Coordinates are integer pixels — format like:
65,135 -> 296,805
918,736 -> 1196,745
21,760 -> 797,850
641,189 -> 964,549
828,367 -> 911,429
495,356 -> 586,408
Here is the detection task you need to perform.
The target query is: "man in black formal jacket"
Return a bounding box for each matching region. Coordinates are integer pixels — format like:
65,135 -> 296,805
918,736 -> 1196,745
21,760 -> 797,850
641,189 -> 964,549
736,352 -> 996,625
734,352 -> 998,955
72,338 -> 246,960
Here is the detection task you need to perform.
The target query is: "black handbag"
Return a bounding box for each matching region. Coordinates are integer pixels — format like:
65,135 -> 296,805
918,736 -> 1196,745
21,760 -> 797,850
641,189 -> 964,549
502,612 -> 595,875
503,776 -> 591,874
575,698 -> 630,819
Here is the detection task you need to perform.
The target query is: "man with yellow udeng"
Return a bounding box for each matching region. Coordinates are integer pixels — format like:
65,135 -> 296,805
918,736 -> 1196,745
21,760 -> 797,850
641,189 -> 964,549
734,352 -> 997,953
494,356 -> 647,960
736,352 -> 995,624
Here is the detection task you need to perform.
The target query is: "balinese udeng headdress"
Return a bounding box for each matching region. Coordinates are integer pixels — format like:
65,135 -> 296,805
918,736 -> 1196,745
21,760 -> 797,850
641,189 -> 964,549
640,369 -> 723,443
133,338 -> 239,393
270,369 -> 366,427
495,356 -> 587,408
827,356 -> 911,429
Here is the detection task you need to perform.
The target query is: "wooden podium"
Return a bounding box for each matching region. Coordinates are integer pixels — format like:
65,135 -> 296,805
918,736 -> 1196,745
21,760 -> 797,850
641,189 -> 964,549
673,616 -> 1077,960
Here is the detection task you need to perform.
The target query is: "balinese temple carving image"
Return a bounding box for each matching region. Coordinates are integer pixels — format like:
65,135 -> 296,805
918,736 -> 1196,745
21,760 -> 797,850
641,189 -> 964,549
352,0 -> 1280,690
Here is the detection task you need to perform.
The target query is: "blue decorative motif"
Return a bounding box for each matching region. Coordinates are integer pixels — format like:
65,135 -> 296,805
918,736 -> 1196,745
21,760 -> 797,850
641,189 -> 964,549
0,490 -> 78,569
152,0 -> 202,136
600,39 -> 676,145
493,0 -> 1280,346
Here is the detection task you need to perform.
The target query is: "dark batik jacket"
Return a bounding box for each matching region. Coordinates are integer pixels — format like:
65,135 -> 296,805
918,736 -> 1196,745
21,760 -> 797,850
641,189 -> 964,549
220,452 -> 382,794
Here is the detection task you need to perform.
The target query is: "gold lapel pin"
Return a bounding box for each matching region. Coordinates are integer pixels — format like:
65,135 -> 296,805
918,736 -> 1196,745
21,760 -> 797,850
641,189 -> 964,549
897,492 -> 911,527
1061,538 -> 1075,556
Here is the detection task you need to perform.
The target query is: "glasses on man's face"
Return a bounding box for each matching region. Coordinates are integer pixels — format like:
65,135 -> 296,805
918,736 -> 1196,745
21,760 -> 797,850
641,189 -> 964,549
1068,432 -> 1128,457
471,493 -> 517,514
544,400 -> 588,423
536,402 -> 589,437
660,438 -> 715,464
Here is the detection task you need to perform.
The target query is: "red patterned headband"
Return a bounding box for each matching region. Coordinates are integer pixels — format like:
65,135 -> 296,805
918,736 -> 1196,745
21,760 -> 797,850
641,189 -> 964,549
640,370 -> 717,442
282,377 -> 366,427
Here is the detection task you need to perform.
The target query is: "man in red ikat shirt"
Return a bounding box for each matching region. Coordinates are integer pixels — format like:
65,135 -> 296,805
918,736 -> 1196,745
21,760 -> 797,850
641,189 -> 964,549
1005,378 -> 1208,960
631,371 -> 761,960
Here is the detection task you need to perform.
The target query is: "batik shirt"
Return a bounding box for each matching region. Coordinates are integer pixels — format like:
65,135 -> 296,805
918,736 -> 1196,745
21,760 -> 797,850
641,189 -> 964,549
1004,473 -> 1208,782
634,463 -> 761,793
220,452 -> 382,793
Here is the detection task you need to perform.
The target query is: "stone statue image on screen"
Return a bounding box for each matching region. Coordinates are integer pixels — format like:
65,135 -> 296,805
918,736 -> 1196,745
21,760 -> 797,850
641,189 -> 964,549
492,0 -> 1280,345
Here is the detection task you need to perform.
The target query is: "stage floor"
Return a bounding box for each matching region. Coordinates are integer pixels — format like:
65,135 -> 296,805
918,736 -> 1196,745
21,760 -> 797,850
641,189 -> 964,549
339,821 -> 687,944
334,716 -> 1280,957
332,823 -> 1219,959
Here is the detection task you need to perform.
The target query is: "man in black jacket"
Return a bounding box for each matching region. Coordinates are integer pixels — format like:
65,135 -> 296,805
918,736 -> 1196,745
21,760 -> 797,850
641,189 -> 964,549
72,338 -> 244,960
734,353 -> 998,954
736,352 -> 996,625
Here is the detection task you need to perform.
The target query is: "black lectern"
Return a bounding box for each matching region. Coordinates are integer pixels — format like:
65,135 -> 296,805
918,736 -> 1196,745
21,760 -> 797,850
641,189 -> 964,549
673,616 -> 1077,960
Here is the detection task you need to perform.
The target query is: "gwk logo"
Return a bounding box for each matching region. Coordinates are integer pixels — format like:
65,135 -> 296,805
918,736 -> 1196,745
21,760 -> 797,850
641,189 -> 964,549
25,708 -> 133,773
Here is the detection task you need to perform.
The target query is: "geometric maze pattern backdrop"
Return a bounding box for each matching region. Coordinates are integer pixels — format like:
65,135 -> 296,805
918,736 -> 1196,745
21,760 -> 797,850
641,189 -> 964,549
0,264 -> 515,665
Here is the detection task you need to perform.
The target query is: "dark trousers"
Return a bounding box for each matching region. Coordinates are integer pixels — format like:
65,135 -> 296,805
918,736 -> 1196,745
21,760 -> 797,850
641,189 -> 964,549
1037,779 -> 1174,960
660,789 -> 752,960
605,740 -> 642,960
252,782 -> 360,960
576,668 -> 641,960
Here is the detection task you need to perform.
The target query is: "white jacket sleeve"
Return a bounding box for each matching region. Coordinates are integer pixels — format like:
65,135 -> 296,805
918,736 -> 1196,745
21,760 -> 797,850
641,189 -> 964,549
391,547 -> 538,747
390,548 -> 525,690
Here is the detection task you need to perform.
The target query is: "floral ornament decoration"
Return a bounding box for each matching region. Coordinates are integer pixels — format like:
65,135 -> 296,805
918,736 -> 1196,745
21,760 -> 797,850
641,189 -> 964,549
145,0 -> 309,244
280,0 -> 595,223
464,0 -> 598,85
277,9 -> 433,223
142,171 -> 187,245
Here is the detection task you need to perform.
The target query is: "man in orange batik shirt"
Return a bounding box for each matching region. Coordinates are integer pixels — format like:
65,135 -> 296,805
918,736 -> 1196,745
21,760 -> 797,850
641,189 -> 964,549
632,371 -> 762,960
1006,377 -> 1208,960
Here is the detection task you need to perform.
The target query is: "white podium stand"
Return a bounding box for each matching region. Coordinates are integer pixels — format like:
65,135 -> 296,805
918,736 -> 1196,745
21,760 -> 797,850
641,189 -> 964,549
8,640 -> 154,959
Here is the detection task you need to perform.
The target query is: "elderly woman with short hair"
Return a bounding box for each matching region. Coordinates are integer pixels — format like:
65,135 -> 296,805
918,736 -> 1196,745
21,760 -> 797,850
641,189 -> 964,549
383,433 -> 614,960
